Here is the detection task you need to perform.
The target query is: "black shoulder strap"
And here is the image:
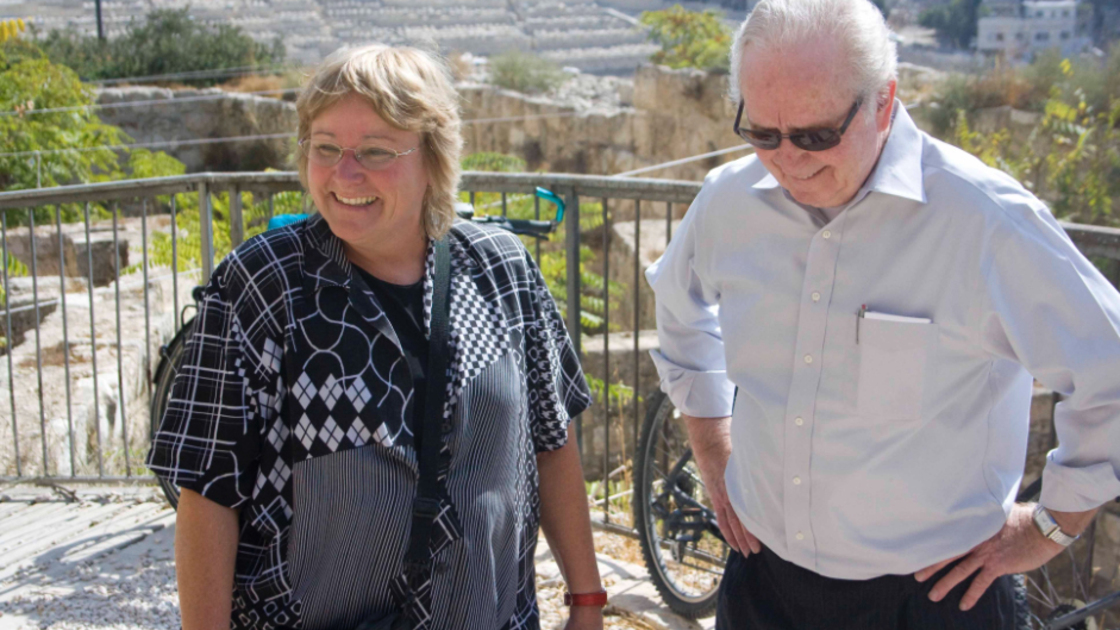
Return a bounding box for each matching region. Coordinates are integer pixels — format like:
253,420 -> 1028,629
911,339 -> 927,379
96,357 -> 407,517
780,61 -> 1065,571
405,236 -> 452,576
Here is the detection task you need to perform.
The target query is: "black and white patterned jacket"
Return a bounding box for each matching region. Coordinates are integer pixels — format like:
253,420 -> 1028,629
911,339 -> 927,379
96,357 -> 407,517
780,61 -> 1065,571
148,213 -> 590,630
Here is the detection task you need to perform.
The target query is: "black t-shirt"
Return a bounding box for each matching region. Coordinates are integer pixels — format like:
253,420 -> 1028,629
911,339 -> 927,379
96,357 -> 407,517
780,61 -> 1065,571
357,269 -> 428,445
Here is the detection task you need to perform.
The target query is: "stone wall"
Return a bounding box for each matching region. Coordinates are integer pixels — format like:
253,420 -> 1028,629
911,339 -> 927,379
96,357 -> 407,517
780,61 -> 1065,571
98,64 -> 747,181
96,87 -> 298,173
459,64 -> 742,181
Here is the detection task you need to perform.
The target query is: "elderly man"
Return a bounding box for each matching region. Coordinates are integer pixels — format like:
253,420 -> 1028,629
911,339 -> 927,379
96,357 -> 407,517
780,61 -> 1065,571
645,0 -> 1120,628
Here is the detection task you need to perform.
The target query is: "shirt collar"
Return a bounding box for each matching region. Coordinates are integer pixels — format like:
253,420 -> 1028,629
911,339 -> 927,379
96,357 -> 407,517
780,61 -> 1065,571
865,101 -> 927,204
750,100 -> 927,205
753,172 -> 781,190
302,212 -> 354,292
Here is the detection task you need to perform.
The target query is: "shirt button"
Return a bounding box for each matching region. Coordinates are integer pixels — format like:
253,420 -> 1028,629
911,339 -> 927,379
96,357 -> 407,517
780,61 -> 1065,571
822,230 -> 832,239
804,354 -> 813,364
793,476 -> 802,485
796,532 -> 805,541
811,292 -> 821,302
795,417 -> 804,426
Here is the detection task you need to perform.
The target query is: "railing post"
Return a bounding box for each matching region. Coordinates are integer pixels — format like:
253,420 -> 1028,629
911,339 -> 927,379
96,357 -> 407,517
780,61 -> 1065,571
34,151 -> 42,189
229,185 -> 244,247
199,182 -> 215,285
565,187 -> 582,450
601,196 -> 611,523
2,211 -> 21,478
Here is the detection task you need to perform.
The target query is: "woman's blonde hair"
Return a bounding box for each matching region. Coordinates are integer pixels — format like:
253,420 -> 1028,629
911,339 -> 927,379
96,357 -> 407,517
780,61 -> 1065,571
296,44 -> 462,239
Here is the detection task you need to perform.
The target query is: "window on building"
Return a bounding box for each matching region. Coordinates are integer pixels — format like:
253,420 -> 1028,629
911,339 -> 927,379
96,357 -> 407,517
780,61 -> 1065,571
996,32 -> 1005,41
1062,9 -> 1069,17
1035,31 -> 1050,41
1060,31 -> 1070,39
1015,32 -> 1025,40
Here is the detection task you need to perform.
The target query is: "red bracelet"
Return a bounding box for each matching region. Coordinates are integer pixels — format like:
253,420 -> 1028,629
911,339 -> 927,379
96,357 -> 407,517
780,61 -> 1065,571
563,590 -> 608,607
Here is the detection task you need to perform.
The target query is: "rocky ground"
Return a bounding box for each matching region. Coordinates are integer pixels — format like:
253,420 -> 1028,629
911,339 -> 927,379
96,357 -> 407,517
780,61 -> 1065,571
0,215 -> 193,481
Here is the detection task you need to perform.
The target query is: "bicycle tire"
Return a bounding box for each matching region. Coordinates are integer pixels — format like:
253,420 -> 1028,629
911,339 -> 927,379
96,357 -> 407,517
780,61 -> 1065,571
634,389 -> 728,619
149,315 -> 196,509
1016,479 -> 1118,630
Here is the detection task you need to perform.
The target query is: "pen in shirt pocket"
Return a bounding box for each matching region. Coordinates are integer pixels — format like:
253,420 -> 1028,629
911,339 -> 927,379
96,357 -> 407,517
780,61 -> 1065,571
856,306 -> 934,344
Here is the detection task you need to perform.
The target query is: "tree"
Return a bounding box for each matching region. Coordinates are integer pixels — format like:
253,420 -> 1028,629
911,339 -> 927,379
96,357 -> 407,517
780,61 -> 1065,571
37,8 -> 285,84
0,39 -> 185,224
640,5 -> 732,72
919,0 -> 981,49
0,42 -> 127,195
870,0 -> 890,20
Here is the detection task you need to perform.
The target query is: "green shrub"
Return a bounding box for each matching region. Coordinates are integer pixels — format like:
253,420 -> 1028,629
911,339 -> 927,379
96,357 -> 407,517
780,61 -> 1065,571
36,8 -> 285,84
926,47 -> 1120,137
488,51 -> 566,95
461,152 -> 526,173
639,5 -> 731,72
948,60 -> 1120,230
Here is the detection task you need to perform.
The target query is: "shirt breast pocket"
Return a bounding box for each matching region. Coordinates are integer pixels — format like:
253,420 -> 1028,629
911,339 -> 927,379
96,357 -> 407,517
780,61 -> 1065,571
857,316 -> 938,421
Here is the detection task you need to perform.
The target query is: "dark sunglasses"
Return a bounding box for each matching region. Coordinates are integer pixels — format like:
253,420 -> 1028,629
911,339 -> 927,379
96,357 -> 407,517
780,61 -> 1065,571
734,99 -> 863,151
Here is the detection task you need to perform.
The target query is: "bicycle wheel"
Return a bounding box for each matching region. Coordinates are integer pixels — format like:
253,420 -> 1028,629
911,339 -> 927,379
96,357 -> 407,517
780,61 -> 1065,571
634,389 -> 729,619
149,315 -> 196,509
1016,478 -> 1119,630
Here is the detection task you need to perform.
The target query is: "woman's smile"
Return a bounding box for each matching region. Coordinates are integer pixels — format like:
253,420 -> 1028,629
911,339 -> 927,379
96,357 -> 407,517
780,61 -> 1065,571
332,193 -> 380,207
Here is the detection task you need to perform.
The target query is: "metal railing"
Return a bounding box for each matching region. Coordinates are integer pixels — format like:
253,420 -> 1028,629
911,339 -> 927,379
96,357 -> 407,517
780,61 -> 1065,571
1,172 -> 1118,534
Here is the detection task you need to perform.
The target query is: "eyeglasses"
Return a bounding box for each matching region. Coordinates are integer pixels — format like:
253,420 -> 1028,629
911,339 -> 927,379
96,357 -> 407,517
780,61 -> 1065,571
733,99 -> 863,151
298,139 -> 418,170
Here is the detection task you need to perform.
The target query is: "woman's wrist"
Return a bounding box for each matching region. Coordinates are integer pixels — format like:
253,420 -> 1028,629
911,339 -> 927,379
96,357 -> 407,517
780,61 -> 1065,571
567,604 -> 604,618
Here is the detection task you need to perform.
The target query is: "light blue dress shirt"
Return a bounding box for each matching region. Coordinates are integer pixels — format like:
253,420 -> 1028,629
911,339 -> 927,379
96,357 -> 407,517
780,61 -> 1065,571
645,103 -> 1120,579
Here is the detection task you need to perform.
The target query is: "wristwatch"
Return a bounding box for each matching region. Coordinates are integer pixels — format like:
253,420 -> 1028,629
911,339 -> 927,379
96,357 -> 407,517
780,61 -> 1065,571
1032,504 -> 1079,547
563,590 -> 608,607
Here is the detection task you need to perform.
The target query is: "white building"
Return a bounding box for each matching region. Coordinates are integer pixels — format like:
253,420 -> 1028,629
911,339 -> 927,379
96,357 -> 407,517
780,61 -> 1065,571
977,0 -> 1087,59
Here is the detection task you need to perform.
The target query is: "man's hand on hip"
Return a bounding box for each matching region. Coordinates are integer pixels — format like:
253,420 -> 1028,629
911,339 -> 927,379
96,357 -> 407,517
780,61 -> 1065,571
683,413 -> 761,555
914,503 -> 1098,611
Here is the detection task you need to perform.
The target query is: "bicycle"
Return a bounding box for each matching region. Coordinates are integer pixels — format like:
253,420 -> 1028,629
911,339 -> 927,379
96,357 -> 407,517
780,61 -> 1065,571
150,189 -> 566,509
633,388 -> 1120,629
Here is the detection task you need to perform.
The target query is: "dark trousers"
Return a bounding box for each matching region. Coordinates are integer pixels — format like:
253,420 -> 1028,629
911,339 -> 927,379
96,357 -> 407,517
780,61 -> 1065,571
716,547 -> 1022,630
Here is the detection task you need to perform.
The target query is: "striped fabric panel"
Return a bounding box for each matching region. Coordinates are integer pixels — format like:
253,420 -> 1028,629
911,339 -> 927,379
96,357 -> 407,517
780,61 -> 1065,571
288,353 -> 538,630
288,445 -> 415,630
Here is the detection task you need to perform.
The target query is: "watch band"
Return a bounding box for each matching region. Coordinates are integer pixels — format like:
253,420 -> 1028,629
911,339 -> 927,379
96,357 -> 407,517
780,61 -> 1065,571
563,590 -> 608,607
1032,504 -> 1079,547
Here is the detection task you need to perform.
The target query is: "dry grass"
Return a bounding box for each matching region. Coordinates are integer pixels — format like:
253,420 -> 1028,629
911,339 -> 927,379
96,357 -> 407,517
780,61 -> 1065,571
218,70 -> 305,98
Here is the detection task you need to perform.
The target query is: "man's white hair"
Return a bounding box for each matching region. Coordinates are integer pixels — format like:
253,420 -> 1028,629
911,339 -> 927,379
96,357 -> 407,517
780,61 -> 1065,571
729,0 -> 897,104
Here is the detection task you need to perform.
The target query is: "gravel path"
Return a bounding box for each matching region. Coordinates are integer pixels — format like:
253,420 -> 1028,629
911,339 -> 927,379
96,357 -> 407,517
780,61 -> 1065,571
0,487 -> 707,630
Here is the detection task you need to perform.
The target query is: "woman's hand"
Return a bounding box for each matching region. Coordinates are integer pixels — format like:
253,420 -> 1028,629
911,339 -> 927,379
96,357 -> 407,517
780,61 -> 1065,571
564,605 -> 605,630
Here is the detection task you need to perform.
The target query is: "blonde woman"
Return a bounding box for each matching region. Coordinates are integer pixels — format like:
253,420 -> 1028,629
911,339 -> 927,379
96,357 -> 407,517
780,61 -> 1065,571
149,45 -> 603,630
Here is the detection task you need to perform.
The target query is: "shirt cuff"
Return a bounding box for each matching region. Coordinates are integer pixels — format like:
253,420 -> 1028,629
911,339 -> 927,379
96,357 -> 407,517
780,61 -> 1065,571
649,350 -> 735,418
1039,456 -> 1120,512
